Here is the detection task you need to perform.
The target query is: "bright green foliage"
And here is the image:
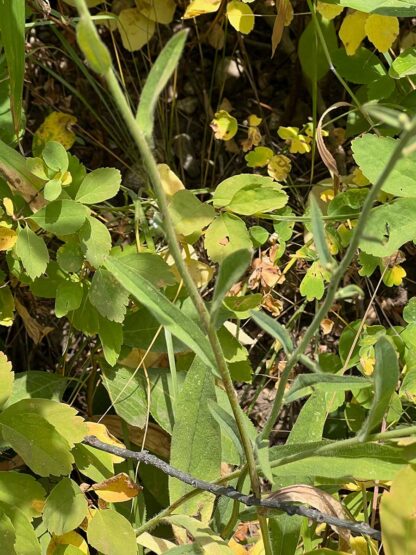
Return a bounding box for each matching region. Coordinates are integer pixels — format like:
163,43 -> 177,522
169,189 -> 216,236
30,200 -> 88,235
79,216 -> 112,268
43,478 -> 88,535
0,501 -> 41,555
0,353 -> 13,409
169,357 -> 221,515
285,374 -> 371,403
72,443 -> 114,482
87,509 -> 138,555
390,46 -> 416,77
75,167 -> 121,204
0,472 -> 45,519
55,281 -> 84,318
14,226 -> 49,280
89,268 -> 129,322
205,213 -> 252,263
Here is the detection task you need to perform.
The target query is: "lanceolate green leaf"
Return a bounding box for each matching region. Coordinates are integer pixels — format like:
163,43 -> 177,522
358,337 -> 399,440
323,0 -> 416,16
136,30 -> 188,142
250,310 -> 293,354
211,249 -> 252,323
104,256 -> 216,370
43,478 -> 88,535
0,0 -> 25,136
285,374 -> 371,404
169,358 -> 221,516
309,195 -> 333,268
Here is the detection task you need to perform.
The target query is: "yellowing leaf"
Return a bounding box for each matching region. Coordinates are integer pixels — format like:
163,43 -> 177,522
47,531 -> 89,555
3,198 -> 14,217
249,538 -> 265,555
227,0 -> 254,35
339,10 -> 368,56
0,286 -> 15,328
0,224 -> 17,251
365,14 -> 399,53
158,163 -> 185,197
267,154 -> 291,181
91,472 -> 141,503
248,114 -> 262,127
245,146 -> 273,168
352,167 -> 370,186
277,126 -> 311,154
85,422 -> 125,464
229,538 -> 247,554
316,1 -> 344,20
183,0 -> 221,18
117,8 -> 155,51
350,536 -> 378,555
32,112 -> 77,157
383,264 -> 406,287
138,0 -> 176,24
210,110 -> 238,141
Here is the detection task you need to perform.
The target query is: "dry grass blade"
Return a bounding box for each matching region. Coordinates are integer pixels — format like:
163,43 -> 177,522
271,0 -> 289,57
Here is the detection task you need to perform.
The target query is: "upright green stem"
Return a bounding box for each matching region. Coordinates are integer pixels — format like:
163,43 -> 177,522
260,116 -> 416,441
73,2 -> 270,549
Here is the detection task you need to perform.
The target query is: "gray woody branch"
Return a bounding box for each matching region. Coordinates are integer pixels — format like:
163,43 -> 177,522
84,436 -> 381,541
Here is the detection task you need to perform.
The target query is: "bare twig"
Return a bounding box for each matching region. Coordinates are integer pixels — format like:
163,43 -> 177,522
84,435 -> 381,540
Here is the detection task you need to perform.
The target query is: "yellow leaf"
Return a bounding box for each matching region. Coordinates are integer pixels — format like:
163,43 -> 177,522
227,0 -> 255,34
91,472 -> 142,503
383,264 -> 406,287
0,224 -> 17,251
316,1 -> 344,20
32,112 -> 77,157
137,0 -> 176,24
158,164 -> 185,197
0,286 -> 15,327
267,154 -> 291,181
339,10 -> 368,56
210,110 -> 238,141
352,167 -> 370,187
117,8 -> 155,51
249,538 -> 265,554
183,0 -> 221,18
228,538 -> 247,554
365,14 -> 399,53
47,530 -> 89,555
85,422 -> 125,464
277,126 -> 310,154
350,536 -> 378,555
3,198 -> 14,217
248,114 -> 262,127
245,146 -> 274,168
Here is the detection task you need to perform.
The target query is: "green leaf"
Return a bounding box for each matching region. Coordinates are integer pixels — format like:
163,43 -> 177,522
0,0 -> 25,136
359,198 -> 416,257
205,213 -> 252,264
322,0 -> 416,16
68,288 -> 100,335
164,515 -> 233,554
113,252 -> 176,287
4,371 -> 67,407
31,200 -> 88,235
298,16 -> 337,81
0,352 -> 13,410
44,478 -> 88,536
137,30 -> 188,141
169,357 -> 221,516
76,17 -> 112,75
0,472 -> 45,519
249,225 -> 269,246
0,412 -> 74,477
72,443 -> 114,482
212,174 -> 288,215
352,134 -> 416,197
98,317 -> 123,366
404,297 -> 416,323
309,195 -> 333,268
0,512 -> 16,554
87,509 -> 137,555
101,363 -> 148,428
0,501 -> 40,555
57,241 -> 84,273
14,226 -> 49,280
169,189 -> 215,237
299,261 -> 328,301
250,310 -> 293,354
89,268 -> 129,323
104,256 -> 216,370
149,368 -> 185,434
43,179 -> 62,201
358,337 -> 399,440
79,216 -> 111,268
390,47 -> 416,78
380,465 -> 416,555
55,281 -> 84,318
75,168 -> 121,204
42,141 -> 68,172
0,285 -> 15,327
285,374 -> 371,404
223,293 -> 262,319
332,47 -> 386,85
207,399 -> 246,462
217,326 -> 252,381
211,249 -> 252,323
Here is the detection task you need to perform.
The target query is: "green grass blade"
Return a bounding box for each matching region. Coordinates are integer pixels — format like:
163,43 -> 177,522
0,0 -> 25,137
136,30 -> 188,142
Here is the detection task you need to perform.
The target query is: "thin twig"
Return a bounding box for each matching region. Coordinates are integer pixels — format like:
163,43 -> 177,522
84,436 -> 381,540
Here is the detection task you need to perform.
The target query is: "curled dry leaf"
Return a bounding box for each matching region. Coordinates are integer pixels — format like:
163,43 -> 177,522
267,484 -> 351,548
90,472 -> 142,503
271,0 -> 293,57
14,298 -> 54,344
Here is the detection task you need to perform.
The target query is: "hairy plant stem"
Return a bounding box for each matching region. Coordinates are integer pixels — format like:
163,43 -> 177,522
260,116 -> 416,441
73,2 -> 270,549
